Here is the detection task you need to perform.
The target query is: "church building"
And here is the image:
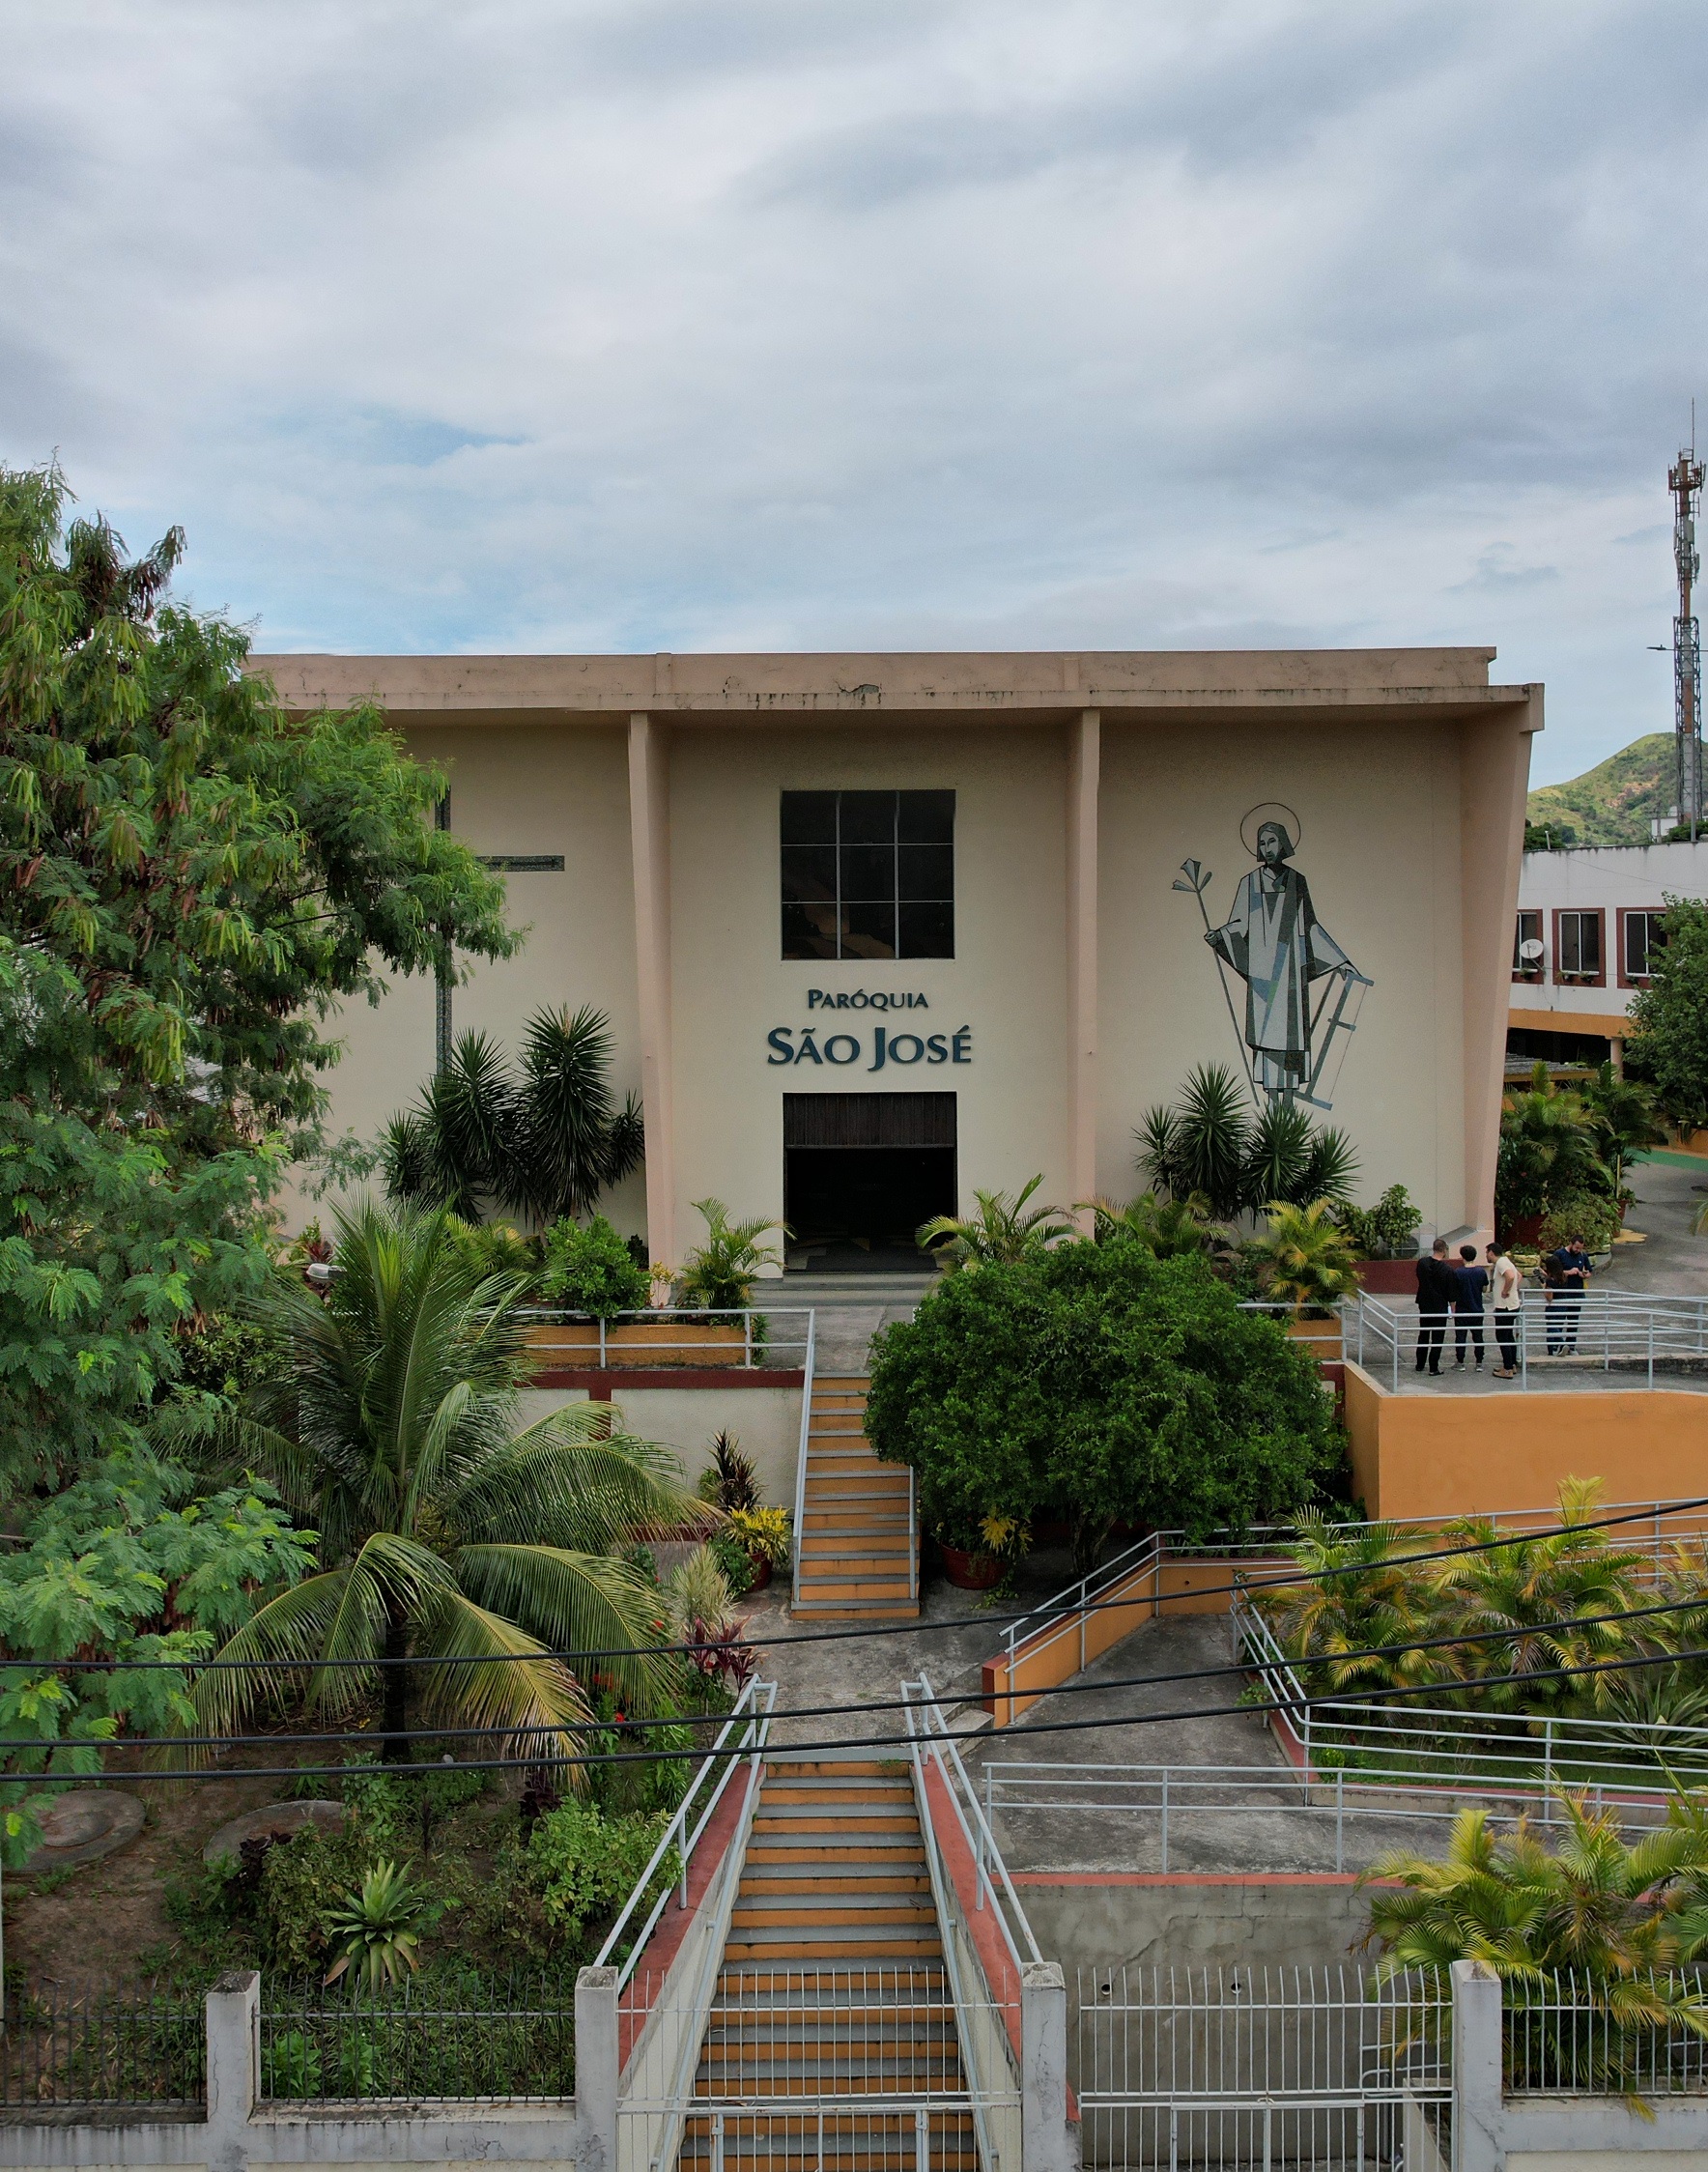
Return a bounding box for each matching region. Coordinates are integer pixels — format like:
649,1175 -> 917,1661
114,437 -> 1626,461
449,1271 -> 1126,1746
256,647 -> 1540,1266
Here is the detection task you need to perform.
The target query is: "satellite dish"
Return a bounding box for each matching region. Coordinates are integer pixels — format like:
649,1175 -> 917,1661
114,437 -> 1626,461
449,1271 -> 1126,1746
1519,937 -> 1544,960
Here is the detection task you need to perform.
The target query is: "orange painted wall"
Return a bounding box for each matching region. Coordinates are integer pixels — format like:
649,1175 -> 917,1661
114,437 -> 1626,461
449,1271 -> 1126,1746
1344,1361 -> 1708,1521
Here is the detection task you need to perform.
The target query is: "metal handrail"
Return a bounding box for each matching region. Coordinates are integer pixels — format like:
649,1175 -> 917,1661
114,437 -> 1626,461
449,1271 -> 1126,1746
1351,1288 -> 1708,1391
1232,1582 -> 1708,1804
517,1304 -> 814,1370
593,1675 -> 776,1986
902,1672 -> 1042,1970
790,1310 -> 816,1610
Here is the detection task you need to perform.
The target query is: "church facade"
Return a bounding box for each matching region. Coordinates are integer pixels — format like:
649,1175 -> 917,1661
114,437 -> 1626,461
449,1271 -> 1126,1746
255,647 -> 1540,1263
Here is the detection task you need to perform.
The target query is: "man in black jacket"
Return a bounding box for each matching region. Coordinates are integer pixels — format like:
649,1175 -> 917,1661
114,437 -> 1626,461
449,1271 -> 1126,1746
1414,1238 -> 1455,1375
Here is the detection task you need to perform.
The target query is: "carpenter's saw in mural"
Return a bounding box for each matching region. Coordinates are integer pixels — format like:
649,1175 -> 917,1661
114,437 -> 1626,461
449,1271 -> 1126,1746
1174,802 -> 1372,1110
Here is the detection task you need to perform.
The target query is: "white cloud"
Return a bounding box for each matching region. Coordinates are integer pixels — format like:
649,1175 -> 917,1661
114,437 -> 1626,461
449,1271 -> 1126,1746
1,0 -> 1703,784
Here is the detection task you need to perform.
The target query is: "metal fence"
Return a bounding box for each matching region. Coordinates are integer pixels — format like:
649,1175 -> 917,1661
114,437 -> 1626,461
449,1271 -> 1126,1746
1351,1288 -> 1708,1390
0,1977 -> 206,2107
1073,1966 -> 1452,2171
1505,1968 -> 1708,2097
258,1973 -> 574,2102
620,1965 -> 988,2172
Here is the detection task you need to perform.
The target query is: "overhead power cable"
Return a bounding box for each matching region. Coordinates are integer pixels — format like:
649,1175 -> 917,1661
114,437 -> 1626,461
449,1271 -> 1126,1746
15,1639 -> 1708,1785
48,1585 -> 1708,1753
21,1494 -> 1705,1673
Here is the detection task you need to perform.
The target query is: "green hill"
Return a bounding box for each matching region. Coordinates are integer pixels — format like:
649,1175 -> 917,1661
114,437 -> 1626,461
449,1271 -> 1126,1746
1527,733 -> 1675,847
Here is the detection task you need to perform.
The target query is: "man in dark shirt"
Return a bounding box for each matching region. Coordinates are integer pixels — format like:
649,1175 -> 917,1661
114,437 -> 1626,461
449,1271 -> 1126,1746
1451,1242 -> 1489,1369
1414,1238 -> 1454,1375
1544,1235 -> 1592,1353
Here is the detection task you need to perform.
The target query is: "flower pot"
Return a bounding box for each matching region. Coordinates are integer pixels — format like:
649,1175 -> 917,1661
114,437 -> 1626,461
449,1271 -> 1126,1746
940,1544 -> 1004,1591
746,1554 -> 774,1591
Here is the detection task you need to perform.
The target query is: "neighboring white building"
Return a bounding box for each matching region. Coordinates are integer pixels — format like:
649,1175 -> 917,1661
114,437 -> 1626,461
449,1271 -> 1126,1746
1509,837 -> 1708,1066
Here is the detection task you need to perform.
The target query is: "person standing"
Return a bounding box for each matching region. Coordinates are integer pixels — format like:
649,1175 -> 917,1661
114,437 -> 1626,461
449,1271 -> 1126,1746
1544,1234 -> 1593,1353
1414,1238 -> 1454,1376
1490,1242 -> 1523,1378
1451,1243 -> 1489,1369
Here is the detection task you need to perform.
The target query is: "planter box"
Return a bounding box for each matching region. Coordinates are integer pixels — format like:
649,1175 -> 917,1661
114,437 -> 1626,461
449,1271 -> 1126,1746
1352,1257 -> 1421,1296
940,1544 -> 1005,1591
524,1319 -> 750,1370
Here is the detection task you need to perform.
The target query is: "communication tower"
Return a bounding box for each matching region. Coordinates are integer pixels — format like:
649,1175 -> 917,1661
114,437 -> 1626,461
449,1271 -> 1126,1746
1671,436 -> 1705,839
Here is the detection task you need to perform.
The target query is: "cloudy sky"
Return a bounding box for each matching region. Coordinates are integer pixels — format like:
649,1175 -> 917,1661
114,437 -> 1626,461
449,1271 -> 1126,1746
4,0 -> 1705,786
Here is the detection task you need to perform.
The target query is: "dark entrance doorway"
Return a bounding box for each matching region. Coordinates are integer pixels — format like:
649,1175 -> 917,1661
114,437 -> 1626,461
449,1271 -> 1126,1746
783,1093 -> 957,1272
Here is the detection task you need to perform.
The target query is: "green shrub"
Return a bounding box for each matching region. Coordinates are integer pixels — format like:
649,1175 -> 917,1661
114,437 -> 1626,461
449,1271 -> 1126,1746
496,1803 -> 679,1959
866,1243 -> 1339,1569
540,1215 -> 650,1318
1334,1185 -> 1422,1260
340,1758 -> 489,1853
258,1824 -> 376,1975
1536,1193 -> 1621,1254
706,1527 -> 755,1597
262,2029 -> 322,2099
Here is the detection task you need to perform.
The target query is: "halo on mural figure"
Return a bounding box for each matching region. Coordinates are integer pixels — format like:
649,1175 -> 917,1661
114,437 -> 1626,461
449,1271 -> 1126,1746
1238,801 -> 1304,860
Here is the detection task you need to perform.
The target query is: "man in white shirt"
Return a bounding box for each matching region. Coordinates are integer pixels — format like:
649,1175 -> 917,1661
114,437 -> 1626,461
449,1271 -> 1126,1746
1490,1243 -> 1523,1379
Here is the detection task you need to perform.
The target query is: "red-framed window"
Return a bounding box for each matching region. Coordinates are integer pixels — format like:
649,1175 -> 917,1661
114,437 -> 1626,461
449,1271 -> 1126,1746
1512,909 -> 1545,983
1617,906 -> 1667,988
1552,906 -> 1607,988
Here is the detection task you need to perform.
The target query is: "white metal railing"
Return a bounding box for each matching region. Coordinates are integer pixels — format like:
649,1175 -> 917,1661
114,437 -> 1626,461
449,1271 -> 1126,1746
618,1965 -> 999,2172
790,1309 -> 816,1610
983,1758 -> 1676,1875
596,1676 -> 776,1987
902,1672 -> 1036,2172
520,1305 -> 813,1372
1351,1288 -> 1708,1390
1237,1299 -> 1345,1362
1506,1967 -> 1708,2096
1234,1581 -> 1708,1808
1073,1965 -> 1452,2172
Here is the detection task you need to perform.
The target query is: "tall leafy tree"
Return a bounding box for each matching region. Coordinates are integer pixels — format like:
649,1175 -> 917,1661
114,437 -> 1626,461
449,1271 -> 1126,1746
1628,898 -> 1708,1130
0,462 -> 516,1482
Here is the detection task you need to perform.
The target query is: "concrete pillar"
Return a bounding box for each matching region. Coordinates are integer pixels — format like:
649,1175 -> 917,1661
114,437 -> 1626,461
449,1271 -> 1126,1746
575,1963 -> 620,2172
1609,1035 -> 1625,1079
627,713 -> 675,1268
1450,1958 -> 1503,2172
204,1969 -> 259,2172
1021,1958 -> 1079,2172
1065,710 -> 1100,1222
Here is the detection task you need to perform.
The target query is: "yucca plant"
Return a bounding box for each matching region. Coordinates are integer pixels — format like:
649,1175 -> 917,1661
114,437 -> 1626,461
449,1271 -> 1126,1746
324,1859 -> 425,1991
383,1005 -> 643,1225
917,1175 -> 1073,1271
168,1201 -> 704,1764
1137,1066 -> 1360,1218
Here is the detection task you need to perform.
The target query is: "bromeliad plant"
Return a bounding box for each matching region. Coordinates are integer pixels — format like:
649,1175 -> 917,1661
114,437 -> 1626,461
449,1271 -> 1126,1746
323,1859 -> 426,1991
168,1200 -> 707,1766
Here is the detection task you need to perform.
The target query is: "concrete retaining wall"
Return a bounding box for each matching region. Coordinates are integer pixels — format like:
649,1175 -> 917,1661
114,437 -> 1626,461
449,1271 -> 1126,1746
1016,1872 -> 1375,1976
515,1386 -> 801,1503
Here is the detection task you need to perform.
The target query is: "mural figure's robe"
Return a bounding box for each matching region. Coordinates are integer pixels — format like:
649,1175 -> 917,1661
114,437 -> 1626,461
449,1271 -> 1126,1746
1207,860 -> 1351,1091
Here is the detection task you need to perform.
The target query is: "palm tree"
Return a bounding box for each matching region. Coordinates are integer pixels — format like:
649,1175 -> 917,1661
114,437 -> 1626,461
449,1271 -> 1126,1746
1495,1067 -> 1609,1233
1430,1479 -> 1652,1717
1580,1061 -> 1667,1201
172,1201 -> 702,1763
383,1006 -> 643,1226
1248,1199 -> 1363,1316
1259,1515 -> 1456,1699
1086,1190 -> 1234,1262
677,1199 -> 784,1309
1363,1796 -> 1708,2095
917,1175 -> 1073,1272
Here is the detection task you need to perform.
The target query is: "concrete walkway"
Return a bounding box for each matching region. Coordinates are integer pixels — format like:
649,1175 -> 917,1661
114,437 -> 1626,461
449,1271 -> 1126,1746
1603,1150 -> 1708,1296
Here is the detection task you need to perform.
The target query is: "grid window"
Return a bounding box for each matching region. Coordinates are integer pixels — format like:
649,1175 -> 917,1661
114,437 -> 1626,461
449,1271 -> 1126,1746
781,789 -> 954,960
1625,909 -> 1666,981
1556,909 -> 1602,980
1513,910 -> 1544,979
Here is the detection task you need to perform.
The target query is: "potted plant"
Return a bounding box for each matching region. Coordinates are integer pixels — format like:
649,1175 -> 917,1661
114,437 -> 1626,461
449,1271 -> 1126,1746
1332,1186 -> 1423,1294
1247,1201 -> 1360,1355
937,1514 -> 1026,1591
726,1506 -> 790,1590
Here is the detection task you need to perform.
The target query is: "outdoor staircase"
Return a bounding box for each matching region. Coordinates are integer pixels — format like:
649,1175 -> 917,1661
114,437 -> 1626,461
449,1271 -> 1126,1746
680,1759 -> 975,2170
792,1375 -> 919,1619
